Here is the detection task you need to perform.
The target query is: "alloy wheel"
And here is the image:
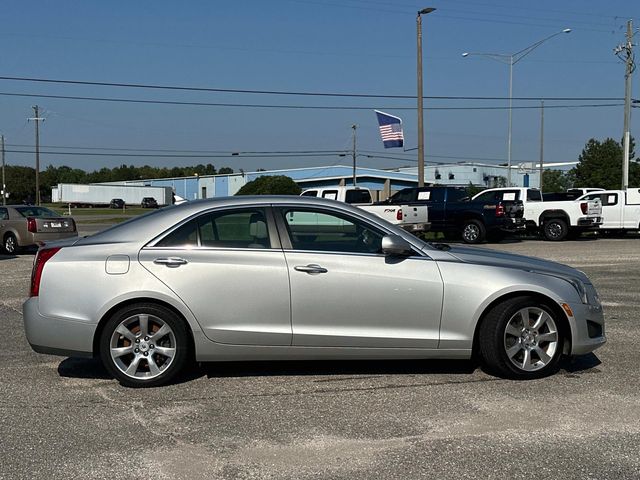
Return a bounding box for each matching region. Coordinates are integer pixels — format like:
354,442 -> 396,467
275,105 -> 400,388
503,307 -> 559,372
109,313 -> 177,380
463,224 -> 480,242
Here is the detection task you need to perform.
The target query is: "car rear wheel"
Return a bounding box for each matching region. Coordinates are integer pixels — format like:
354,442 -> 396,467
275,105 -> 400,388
479,296 -> 563,379
99,303 -> 190,388
461,219 -> 486,244
3,233 -> 19,254
542,218 -> 568,241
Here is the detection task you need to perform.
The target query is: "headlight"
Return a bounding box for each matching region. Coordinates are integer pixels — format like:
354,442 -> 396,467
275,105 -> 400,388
564,277 -> 588,304
532,271 -> 589,304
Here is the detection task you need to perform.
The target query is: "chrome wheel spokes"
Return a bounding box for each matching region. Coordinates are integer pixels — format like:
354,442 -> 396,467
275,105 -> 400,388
503,307 -> 559,372
109,313 -> 177,380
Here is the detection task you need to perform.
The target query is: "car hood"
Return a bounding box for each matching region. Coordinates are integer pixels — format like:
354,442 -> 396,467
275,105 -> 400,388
437,244 -> 591,284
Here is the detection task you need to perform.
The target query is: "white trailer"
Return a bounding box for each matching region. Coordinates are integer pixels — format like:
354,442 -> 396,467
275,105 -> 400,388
52,183 -> 174,207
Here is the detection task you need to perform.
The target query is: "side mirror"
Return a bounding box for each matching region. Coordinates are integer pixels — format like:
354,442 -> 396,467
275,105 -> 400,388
381,235 -> 413,256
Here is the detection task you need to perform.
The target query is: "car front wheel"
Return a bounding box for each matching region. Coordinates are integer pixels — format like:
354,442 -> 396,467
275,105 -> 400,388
99,303 -> 190,388
478,296 -> 563,379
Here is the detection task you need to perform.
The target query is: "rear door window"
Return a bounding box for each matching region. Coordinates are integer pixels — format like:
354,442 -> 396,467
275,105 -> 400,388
156,208 -> 271,249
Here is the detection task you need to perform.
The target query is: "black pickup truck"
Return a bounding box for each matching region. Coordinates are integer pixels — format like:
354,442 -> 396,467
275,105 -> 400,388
377,186 -> 525,243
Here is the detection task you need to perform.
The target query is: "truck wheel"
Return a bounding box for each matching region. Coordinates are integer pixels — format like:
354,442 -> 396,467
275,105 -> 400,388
461,220 -> 486,244
542,219 -> 568,241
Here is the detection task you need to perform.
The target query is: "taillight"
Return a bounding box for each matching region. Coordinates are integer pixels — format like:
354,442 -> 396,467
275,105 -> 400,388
30,247 -> 61,297
396,208 -> 403,221
580,202 -> 588,214
495,203 -> 505,217
27,217 -> 37,232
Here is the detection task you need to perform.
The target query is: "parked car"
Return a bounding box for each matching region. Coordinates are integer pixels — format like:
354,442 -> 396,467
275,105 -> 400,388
0,205 -> 77,254
109,198 -> 125,209
377,186 -> 525,243
140,197 -> 158,208
23,196 -> 605,387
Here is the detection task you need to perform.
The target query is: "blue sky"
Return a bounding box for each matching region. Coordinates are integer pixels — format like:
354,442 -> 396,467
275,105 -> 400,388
0,0 -> 638,173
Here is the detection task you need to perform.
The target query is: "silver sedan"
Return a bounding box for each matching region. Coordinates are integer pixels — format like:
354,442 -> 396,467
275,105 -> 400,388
23,196 -> 605,387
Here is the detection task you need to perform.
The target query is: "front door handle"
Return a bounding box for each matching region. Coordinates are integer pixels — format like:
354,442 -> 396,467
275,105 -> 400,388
153,257 -> 188,268
294,264 -> 328,274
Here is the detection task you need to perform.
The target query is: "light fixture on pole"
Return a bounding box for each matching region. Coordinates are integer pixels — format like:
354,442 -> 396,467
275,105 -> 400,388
417,7 -> 436,188
462,28 -> 571,186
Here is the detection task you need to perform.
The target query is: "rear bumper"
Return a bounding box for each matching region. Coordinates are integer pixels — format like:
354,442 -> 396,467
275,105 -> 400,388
23,231 -> 78,247
576,217 -> 602,229
401,222 -> 431,233
500,217 -> 526,232
23,297 -> 95,358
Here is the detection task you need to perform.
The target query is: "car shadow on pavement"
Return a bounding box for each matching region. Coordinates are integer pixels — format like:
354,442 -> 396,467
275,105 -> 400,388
56,353 -> 602,386
200,358 -> 480,379
0,253 -> 17,260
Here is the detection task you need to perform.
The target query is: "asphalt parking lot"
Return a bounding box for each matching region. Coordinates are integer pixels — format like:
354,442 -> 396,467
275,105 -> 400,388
1,233 -> 639,479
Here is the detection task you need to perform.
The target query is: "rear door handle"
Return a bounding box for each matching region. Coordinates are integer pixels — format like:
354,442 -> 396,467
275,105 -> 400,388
153,257 -> 188,268
294,264 -> 328,274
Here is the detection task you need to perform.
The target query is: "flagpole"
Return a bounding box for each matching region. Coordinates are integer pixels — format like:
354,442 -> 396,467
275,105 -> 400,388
352,124 -> 357,187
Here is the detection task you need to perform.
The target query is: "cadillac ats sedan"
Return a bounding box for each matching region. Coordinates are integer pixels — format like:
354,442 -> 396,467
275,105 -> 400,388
1,205 -> 77,254
23,196 -> 605,387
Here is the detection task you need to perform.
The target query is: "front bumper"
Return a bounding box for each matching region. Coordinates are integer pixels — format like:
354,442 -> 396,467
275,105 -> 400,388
23,297 -> 95,358
565,300 -> 606,355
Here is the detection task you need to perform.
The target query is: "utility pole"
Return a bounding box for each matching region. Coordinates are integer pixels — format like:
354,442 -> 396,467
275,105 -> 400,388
28,106 -> 45,205
1,135 -> 5,206
417,8 -> 436,188
351,124 -> 357,187
539,101 -> 544,190
615,20 -> 635,190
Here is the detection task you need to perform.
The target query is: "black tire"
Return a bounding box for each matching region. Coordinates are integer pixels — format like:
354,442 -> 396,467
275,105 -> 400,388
461,219 -> 486,244
478,296 -> 564,379
3,232 -> 19,254
542,218 -> 568,241
99,303 -> 190,388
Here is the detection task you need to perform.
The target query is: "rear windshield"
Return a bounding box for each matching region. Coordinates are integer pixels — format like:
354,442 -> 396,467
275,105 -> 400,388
15,206 -> 60,218
344,189 -> 372,204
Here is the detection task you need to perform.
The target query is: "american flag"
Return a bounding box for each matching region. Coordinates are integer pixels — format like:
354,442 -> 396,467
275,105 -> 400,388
375,110 -> 404,148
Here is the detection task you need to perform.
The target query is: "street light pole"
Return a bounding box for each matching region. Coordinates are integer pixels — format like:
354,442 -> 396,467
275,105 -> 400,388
417,7 -> 435,188
351,124 -> 357,187
462,28 -> 571,186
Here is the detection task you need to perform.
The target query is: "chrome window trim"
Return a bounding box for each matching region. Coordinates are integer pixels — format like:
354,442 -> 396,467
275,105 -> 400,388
145,206 -> 281,251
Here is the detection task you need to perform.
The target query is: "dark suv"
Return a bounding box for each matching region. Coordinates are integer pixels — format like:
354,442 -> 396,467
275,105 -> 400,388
109,198 -> 125,209
140,197 -> 158,208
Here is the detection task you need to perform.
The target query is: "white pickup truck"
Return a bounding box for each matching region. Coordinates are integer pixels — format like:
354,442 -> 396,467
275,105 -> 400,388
577,188 -> 640,233
301,186 -> 430,232
472,187 -> 602,241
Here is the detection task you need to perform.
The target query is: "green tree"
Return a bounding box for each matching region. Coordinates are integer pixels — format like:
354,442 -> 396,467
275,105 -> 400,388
571,137 -> 640,189
542,169 -> 572,193
218,167 -> 234,175
236,175 -> 301,195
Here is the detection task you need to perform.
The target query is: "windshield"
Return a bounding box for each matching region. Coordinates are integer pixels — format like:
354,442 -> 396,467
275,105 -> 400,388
15,206 -> 60,218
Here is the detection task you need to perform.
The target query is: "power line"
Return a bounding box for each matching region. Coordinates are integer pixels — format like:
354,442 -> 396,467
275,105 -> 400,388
0,92 -> 624,111
0,76 -> 625,101
4,149 -> 345,159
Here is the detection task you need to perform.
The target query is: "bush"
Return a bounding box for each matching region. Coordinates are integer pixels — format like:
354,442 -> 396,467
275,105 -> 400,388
236,175 -> 301,195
